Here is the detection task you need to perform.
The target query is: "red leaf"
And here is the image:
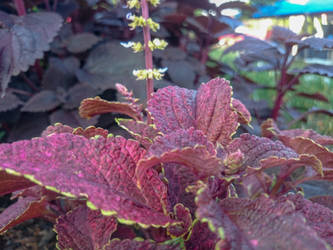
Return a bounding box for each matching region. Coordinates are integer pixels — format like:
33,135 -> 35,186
41,123 -> 74,137
0,134 -> 172,227
185,221 -> 218,250
309,196 -> 333,210
55,206 -> 117,250
0,170 -> 35,196
167,203 -> 192,238
104,239 -> 180,250
0,196 -> 49,234
73,126 -> 109,139
79,96 -> 142,121
231,98 -> 251,125
0,11 -> 63,96
21,90 -> 61,112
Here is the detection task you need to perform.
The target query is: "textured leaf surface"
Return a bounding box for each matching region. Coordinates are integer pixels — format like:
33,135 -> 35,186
21,90 -> 61,112
50,109 -> 99,128
137,129 -> 222,186
297,37 -> 333,50
73,126 -> 109,139
0,170 -> 35,196
309,196 -> 333,210
55,205 -> 117,250
185,220 -> 218,250
167,203 -> 192,238
0,134 -> 172,227
0,92 -> 22,111
0,11 -> 63,95
280,193 -> 333,246
261,118 -> 333,146
41,123 -> 74,137
231,98 -> 251,124
79,96 -> 142,121
116,119 -> 161,148
227,133 -> 298,169
0,196 -> 48,234
195,186 -> 329,249
104,239 -> 181,250
148,78 -> 239,146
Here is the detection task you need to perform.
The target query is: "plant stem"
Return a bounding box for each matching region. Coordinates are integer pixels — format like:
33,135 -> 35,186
140,0 -> 154,103
44,0 -> 51,11
14,0 -> 26,16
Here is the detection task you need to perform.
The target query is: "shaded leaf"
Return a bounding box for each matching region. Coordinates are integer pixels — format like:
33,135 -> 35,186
224,36 -> 275,55
294,64 -> 333,78
64,83 -> 100,109
0,11 -> 63,96
268,26 -> 299,43
297,37 -> 333,50
167,203 -> 192,238
0,134 -> 172,227
50,109 -> 99,128
0,92 -> 22,111
309,195 -> 333,210
195,186 -> 329,249
231,98 -> 251,125
73,126 -> 109,139
162,60 -> 196,87
21,90 -> 61,112
261,118 -> 333,146
0,196 -> 49,234
55,206 -> 117,250
296,92 -> 329,103
104,238 -> 181,250
0,170 -> 35,196
65,32 -> 101,53
116,119 -> 161,148
79,96 -> 142,121
185,220 -> 218,250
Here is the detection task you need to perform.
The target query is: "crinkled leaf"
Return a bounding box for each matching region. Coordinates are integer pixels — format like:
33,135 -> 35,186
73,126 -> 109,139
0,134 -> 172,227
55,205 -> 117,250
21,90 -> 61,112
309,196 -> 333,210
231,98 -> 251,125
227,133 -> 298,170
0,11 -> 63,96
65,32 -> 101,53
137,128 -> 222,186
0,170 -> 35,196
41,123 -> 74,137
0,196 -> 49,234
148,78 -> 239,146
64,83 -> 100,109
104,238 -> 181,250
294,64 -> 333,77
0,92 -> 22,111
261,118 -> 333,146
116,118 -> 161,148
195,186 -> 329,249
167,203 -> 192,238
79,96 -> 142,121
280,193 -> 333,246
279,137 -> 333,170
185,220 -> 218,250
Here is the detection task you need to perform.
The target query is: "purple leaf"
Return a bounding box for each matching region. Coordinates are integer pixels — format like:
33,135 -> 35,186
0,11 -> 63,96
185,221 -> 218,250
64,32 -> 101,53
195,186 -> 329,249
73,126 -> 109,139
309,196 -> 333,210
293,64 -> 333,78
167,203 -> 192,238
224,36 -> 275,55
21,90 -> 61,112
0,134 -> 172,227
231,98 -> 251,125
104,239 -> 181,250
55,205 -> 117,250
41,123 -> 74,137
50,109 -> 99,128
268,26 -> 298,43
0,170 -> 35,196
64,83 -> 101,109
0,92 -> 22,111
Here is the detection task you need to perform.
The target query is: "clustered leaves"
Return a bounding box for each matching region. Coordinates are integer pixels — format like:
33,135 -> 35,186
0,77 -> 333,249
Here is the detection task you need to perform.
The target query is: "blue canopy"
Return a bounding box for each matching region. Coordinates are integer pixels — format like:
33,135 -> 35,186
253,0 -> 333,18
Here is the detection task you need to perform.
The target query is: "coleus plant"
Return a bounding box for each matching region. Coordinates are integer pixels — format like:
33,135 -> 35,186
224,25 -> 333,120
1,1 -> 333,250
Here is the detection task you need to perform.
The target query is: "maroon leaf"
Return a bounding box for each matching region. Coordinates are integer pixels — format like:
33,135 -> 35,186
280,193 -> 333,246
296,92 -> 329,103
116,118 -> 161,148
231,98 -> 251,125
227,133 -> 298,170
136,128 -> 222,187
104,239 -> 181,250
268,26 -> 298,43
0,170 -> 35,196
309,196 -> 333,210
21,90 -> 61,112
0,92 -> 22,111
41,123 -> 74,137
185,221 -> 218,250
0,196 -> 49,234
79,96 -> 142,121
195,186 -> 329,249
148,78 -> 239,146
167,203 -> 192,238
55,206 -> 117,250
0,134 -> 172,227
0,11 -> 63,96
261,118 -> 333,146
64,32 -> 101,53
73,126 -> 109,139
64,83 -> 100,109
294,64 -> 333,78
